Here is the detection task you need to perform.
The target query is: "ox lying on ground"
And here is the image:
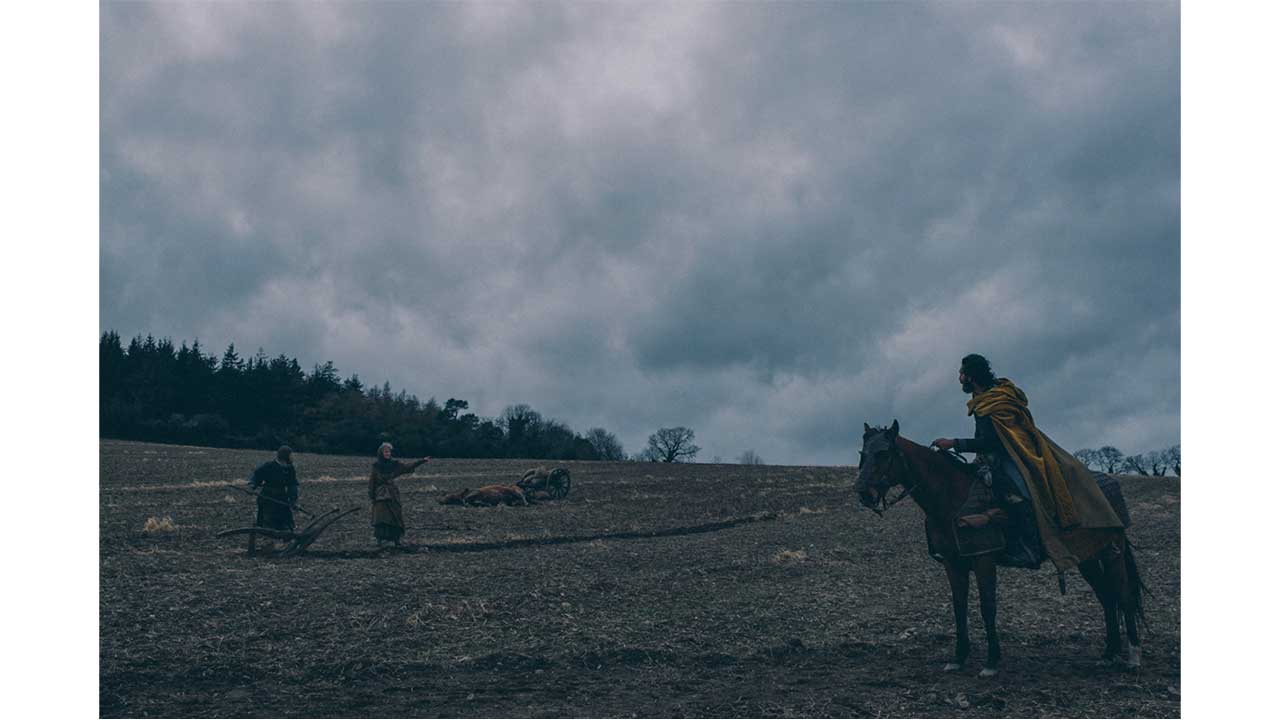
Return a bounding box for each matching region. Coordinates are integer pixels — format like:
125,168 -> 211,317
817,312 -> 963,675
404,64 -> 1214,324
439,484 -> 546,507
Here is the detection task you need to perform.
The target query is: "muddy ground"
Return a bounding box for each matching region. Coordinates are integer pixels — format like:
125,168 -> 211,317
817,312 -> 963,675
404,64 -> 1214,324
100,440 -> 1180,717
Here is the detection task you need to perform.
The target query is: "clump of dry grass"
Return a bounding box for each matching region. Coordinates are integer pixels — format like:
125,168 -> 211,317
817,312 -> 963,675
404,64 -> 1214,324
142,516 -> 177,534
771,549 -> 808,563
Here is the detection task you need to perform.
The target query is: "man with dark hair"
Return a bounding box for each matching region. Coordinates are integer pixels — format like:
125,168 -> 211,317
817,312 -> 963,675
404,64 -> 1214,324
932,355 -> 1044,568
933,355 -> 1127,575
246,445 -> 299,555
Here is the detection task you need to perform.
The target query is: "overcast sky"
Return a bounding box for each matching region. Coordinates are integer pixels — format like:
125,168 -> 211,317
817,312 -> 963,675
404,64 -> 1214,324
100,1 -> 1179,465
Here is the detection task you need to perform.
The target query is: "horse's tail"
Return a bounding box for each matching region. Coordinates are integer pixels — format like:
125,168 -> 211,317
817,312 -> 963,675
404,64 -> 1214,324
1123,536 -> 1151,634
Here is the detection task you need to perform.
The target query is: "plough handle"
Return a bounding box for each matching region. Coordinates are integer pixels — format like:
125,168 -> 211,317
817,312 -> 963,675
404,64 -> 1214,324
225,483 -> 314,517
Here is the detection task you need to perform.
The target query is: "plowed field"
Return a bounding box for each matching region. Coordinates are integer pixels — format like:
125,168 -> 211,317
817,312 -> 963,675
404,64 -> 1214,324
100,440 -> 1180,717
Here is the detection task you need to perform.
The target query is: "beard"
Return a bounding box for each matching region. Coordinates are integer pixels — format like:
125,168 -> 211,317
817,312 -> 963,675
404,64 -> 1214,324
961,379 -> 976,394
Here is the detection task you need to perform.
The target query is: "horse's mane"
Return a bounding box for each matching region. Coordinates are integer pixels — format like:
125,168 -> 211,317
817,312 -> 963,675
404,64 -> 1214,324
864,424 -> 973,478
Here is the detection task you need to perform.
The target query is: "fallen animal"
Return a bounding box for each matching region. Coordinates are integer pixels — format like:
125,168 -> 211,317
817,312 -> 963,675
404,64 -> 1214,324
464,484 -> 529,506
439,489 -> 470,506
439,484 -> 531,507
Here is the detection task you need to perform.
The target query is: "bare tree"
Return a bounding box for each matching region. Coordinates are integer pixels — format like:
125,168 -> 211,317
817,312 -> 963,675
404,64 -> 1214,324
585,427 -> 625,461
1122,454 -> 1150,476
1098,446 -> 1125,474
1082,445 -> 1178,476
1074,448 -> 1101,470
1147,450 -> 1169,477
647,427 -> 701,463
738,449 -> 764,465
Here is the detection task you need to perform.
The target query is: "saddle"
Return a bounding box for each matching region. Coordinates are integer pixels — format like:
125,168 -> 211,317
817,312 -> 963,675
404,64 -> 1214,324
934,449 -> 1006,529
952,470 -> 1007,558
955,461 -> 1005,529
920,450 -> 1010,559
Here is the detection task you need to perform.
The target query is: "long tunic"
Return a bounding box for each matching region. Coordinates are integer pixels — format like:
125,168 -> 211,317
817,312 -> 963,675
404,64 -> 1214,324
369,458 -> 426,541
249,460 -> 298,531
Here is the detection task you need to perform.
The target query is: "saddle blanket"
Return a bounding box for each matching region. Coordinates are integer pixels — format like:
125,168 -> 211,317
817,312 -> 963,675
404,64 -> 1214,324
1093,472 -> 1132,528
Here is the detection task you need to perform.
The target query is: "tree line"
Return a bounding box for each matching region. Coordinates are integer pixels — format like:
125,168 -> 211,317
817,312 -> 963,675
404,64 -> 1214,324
99,331 -> 627,461
1073,444 -> 1181,477
111,330 -> 1172,472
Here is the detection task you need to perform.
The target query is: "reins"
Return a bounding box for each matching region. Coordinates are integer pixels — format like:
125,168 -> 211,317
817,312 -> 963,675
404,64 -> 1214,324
873,442 -> 965,515
879,443 -> 919,512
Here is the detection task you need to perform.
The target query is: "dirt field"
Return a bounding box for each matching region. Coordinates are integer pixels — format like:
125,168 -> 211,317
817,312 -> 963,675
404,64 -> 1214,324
100,440 -> 1180,718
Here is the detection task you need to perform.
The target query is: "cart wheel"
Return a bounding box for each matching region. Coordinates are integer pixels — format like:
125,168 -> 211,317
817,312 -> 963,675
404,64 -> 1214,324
548,468 -> 571,499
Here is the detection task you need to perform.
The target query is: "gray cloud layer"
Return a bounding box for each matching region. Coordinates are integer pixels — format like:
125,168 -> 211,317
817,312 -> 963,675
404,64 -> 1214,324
101,1 -> 1179,465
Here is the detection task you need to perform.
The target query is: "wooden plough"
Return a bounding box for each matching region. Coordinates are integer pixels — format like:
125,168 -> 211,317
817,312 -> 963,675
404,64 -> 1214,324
217,506 -> 362,557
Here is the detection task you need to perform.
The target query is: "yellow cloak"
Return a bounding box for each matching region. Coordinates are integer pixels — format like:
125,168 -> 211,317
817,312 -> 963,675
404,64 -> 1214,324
968,379 -> 1124,571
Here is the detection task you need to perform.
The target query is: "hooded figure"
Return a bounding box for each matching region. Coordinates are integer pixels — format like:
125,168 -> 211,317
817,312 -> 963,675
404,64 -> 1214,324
249,445 -> 298,530
246,445 -> 298,555
368,442 -> 430,547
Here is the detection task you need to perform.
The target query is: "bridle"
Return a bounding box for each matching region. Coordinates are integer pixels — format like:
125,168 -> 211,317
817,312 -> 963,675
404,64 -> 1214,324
861,438 -> 919,516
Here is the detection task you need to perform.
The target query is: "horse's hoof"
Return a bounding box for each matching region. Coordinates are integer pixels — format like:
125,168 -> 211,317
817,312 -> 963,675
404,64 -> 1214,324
1123,646 -> 1142,670
1096,655 -> 1121,668
943,662 -> 963,672
978,667 -> 999,678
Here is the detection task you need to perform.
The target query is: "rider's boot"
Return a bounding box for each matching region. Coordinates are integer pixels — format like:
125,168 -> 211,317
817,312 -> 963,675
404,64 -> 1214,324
999,503 -> 1041,569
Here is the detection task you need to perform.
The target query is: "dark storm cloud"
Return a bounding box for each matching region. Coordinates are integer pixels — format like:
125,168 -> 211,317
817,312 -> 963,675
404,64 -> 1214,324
101,1 -> 1179,465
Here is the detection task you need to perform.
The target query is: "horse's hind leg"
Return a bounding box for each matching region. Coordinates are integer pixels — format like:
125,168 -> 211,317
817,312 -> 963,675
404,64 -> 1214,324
943,560 -> 971,672
1120,606 -> 1141,670
1118,542 -> 1143,669
1078,556 -> 1122,664
974,556 -> 1001,677
1096,541 -> 1144,669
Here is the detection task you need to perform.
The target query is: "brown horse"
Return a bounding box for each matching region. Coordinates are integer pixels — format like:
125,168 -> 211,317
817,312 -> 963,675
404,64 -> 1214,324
854,420 -> 1144,677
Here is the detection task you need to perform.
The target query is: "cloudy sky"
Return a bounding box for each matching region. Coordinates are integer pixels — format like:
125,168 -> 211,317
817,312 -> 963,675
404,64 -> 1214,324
100,1 -> 1179,465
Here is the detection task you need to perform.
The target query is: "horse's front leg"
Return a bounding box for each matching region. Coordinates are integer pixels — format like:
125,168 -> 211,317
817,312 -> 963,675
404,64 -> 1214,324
974,556 -> 1002,677
943,559 -> 971,671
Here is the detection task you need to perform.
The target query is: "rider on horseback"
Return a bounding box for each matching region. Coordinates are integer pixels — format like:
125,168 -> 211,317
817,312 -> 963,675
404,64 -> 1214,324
932,354 -> 1043,569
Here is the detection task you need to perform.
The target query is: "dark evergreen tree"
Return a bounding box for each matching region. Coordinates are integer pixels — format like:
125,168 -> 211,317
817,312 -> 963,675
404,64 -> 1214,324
99,330 -> 615,460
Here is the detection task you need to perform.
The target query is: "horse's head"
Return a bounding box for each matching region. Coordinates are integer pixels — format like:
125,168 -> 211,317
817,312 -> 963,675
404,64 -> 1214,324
855,419 -> 908,514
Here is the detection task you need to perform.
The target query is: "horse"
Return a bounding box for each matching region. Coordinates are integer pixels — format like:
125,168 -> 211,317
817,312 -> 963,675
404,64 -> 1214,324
854,420 -> 1145,677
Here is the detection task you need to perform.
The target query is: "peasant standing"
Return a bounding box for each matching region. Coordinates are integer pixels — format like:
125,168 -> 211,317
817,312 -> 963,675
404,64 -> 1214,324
246,445 -> 298,556
368,443 -> 429,545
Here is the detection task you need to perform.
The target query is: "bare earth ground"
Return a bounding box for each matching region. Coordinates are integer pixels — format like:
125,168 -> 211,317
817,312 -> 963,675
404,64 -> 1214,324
100,440 -> 1180,718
